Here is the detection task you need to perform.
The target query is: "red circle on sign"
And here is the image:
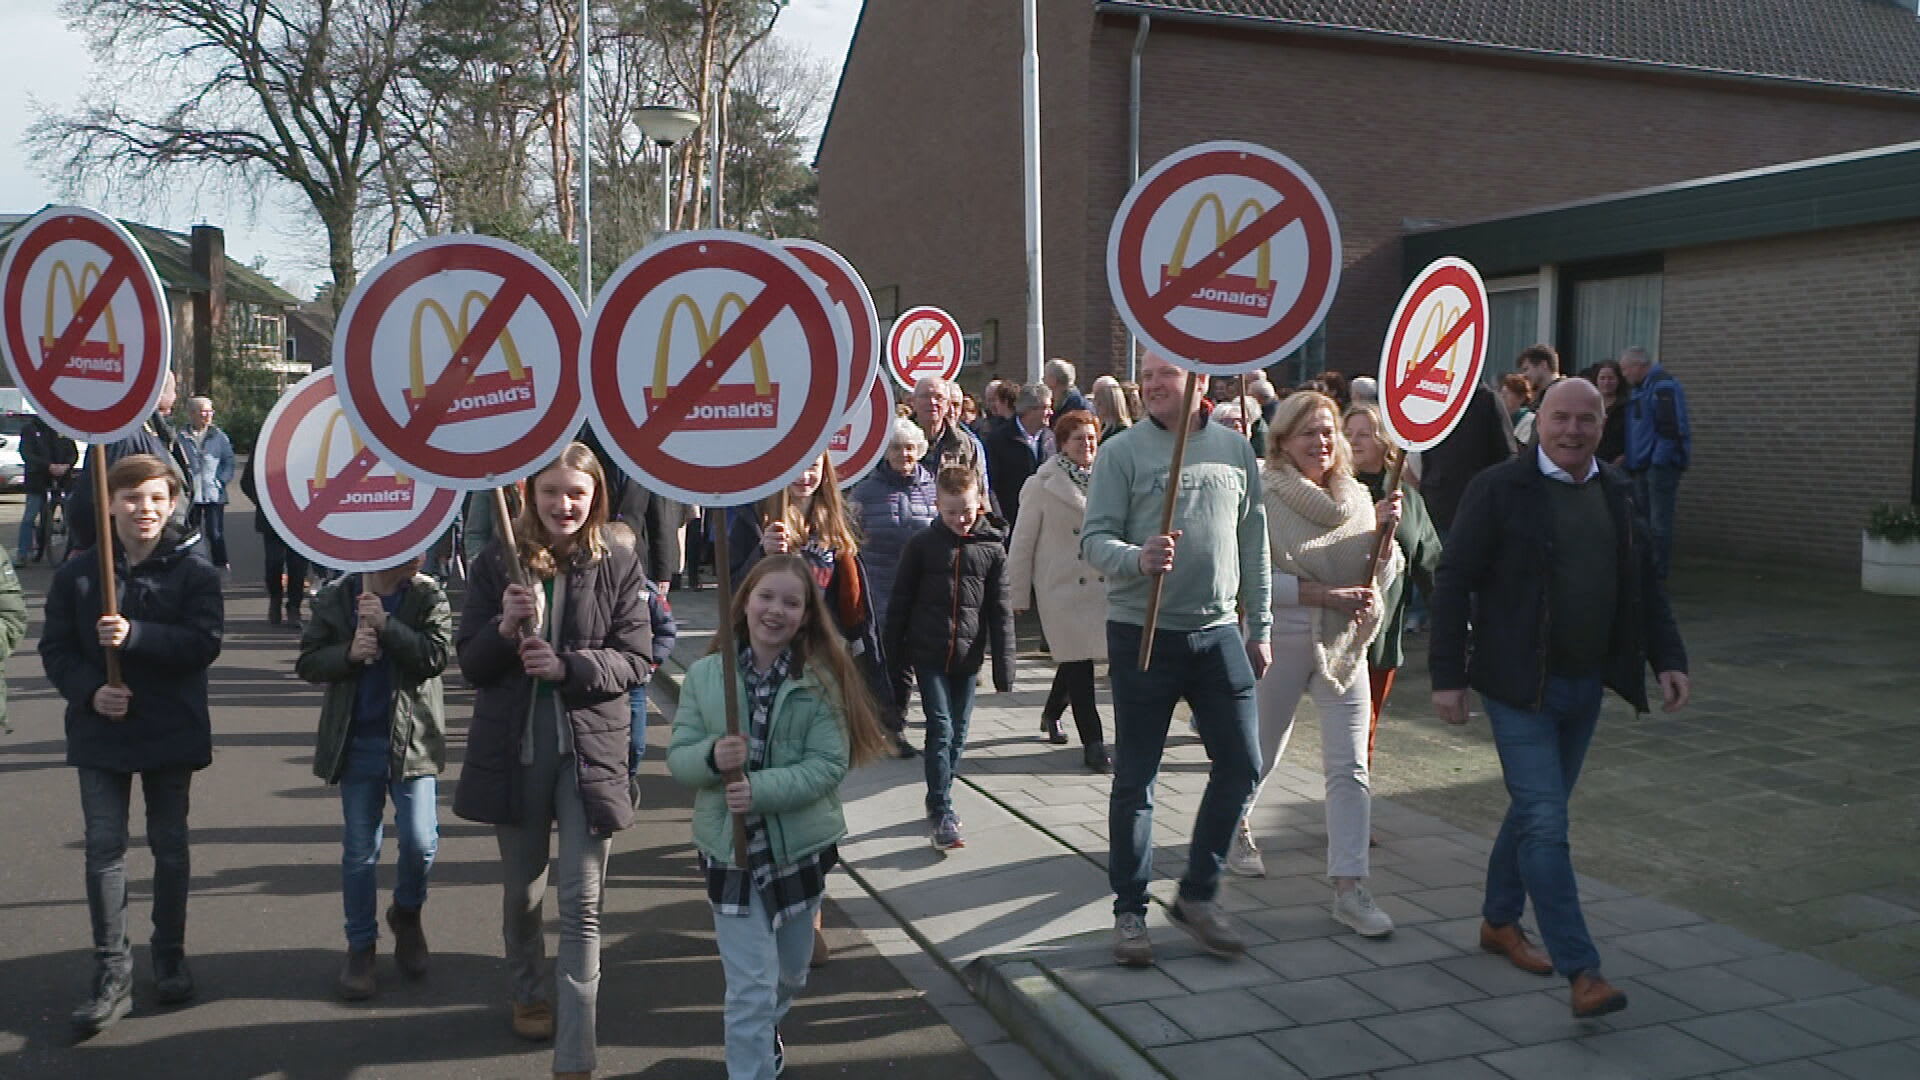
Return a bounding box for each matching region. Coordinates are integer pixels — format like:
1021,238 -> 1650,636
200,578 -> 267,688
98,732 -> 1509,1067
1111,145 -> 1339,373
885,305 -> 963,390
587,234 -> 843,501
259,371 -> 462,570
0,208 -> 169,442
337,238 -> 582,487
780,239 -> 879,414
1379,259 -> 1489,450
834,374 -> 895,489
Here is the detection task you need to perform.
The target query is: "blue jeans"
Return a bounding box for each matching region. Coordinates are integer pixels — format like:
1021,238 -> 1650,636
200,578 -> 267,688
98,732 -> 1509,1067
1105,621 -> 1261,917
16,489 -> 46,559
714,890 -> 820,1080
917,667 -> 977,817
1633,466 -> 1681,581
628,685 -> 648,772
79,766 -> 193,977
339,735 -> 438,949
1481,675 -> 1604,978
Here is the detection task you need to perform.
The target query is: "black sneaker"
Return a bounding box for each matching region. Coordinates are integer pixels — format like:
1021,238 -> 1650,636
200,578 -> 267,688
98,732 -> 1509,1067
153,949 -> 195,1005
773,1027 -> 785,1076
71,968 -> 132,1038
891,732 -> 919,759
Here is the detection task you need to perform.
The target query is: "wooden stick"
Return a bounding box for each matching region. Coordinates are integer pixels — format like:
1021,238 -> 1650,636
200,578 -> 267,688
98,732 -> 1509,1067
1136,371 -> 1201,670
92,444 -> 121,689
712,521 -> 754,867
1363,447 -> 1409,582
491,485 -> 530,589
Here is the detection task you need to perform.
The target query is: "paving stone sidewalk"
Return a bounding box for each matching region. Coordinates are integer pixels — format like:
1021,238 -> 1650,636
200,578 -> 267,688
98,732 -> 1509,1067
659,564 -> 1920,1079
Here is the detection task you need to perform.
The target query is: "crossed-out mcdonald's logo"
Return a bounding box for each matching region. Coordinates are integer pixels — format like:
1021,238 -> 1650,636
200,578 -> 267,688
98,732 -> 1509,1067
644,293 -> 780,432
403,291 -> 537,422
829,422 -> 853,454
39,261 -> 126,381
1403,299 -> 1468,404
307,408 -> 416,512
900,321 -> 952,376
1160,194 -> 1278,318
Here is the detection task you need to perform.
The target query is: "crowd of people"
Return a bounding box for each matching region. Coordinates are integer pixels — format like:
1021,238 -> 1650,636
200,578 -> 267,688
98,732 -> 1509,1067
12,338 -> 1698,1075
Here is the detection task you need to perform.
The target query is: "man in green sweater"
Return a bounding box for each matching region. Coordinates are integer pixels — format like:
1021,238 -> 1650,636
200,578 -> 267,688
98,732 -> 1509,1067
1082,352 -> 1271,968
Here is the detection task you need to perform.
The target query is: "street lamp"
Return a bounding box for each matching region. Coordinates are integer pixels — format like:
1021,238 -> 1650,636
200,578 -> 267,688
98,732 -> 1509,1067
634,105 -> 702,238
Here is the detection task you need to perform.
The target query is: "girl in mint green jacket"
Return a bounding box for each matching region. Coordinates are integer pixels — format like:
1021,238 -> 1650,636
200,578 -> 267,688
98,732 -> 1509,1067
668,554 -> 888,1079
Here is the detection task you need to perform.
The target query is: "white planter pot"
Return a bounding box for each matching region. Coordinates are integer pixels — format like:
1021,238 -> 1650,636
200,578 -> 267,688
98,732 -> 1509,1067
1862,533 -> 1920,597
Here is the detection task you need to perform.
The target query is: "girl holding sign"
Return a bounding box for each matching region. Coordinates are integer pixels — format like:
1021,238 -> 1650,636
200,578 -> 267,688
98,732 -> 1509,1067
41,454 -> 224,1038
452,442 -> 653,1080
668,554 -> 890,1080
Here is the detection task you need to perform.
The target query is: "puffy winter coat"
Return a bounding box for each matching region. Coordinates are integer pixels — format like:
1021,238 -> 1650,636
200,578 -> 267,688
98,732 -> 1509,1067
884,518 -> 1014,688
41,527 -> 223,772
453,538 -> 652,835
1006,457 -> 1107,663
847,464 -> 937,629
298,572 -> 453,784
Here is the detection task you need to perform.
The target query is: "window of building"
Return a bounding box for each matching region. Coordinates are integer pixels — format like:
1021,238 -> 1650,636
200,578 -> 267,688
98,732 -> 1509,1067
1486,282 -> 1540,387
1557,258 -> 1662,373
1271,325 -> 1326,388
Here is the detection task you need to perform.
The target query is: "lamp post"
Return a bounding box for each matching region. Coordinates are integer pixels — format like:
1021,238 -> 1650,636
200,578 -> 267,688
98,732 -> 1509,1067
634,105 -> 702,239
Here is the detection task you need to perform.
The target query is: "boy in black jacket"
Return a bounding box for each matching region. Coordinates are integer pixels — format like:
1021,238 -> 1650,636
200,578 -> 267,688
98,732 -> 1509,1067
885,466 -> 1014,852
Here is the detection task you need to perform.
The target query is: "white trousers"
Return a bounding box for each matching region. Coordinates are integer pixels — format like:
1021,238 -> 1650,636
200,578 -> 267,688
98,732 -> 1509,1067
1252,624 -> 1373,880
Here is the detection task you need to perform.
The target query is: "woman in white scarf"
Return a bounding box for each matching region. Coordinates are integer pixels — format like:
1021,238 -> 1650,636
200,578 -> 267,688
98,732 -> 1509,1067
1232,391 -> 1403,940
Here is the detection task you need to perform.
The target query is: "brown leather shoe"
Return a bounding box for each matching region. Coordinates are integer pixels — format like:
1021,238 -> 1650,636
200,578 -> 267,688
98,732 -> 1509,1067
1479,920 -> 1553,975
1570,972 -> 1628,1018
511,1000 -> 554,1041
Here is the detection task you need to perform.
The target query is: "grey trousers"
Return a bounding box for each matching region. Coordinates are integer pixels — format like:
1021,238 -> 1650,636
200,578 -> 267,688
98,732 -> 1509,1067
495,701 -> 613,1074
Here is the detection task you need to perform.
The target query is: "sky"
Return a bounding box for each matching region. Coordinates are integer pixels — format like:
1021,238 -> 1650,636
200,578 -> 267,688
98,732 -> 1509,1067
0,0 -> 863,300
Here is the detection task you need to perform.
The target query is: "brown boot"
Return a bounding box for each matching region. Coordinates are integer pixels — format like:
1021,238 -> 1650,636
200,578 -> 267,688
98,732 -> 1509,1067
511,1000 -> 554,1041
387,904 -> 429,979
1570,972 -> 1628,1018
336,945 -> 376,1001
1479,920 -> 1553,975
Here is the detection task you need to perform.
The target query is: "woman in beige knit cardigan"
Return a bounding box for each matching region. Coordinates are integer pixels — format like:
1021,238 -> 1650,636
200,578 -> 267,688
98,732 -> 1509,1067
1232,391 -> 1404,940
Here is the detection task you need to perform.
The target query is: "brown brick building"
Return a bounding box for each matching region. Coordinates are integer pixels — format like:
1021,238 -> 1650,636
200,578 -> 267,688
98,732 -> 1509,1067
816,0 -> 1920,570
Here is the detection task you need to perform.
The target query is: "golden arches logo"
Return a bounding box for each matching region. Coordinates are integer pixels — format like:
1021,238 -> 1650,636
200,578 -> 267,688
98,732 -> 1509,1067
1402,300 -> 1469,404
901,321 -> 953,374
403,291 -> 537,422
307,407 -> 416,512
1161,194 -> 1278,318
38,260 -> 126,380
645,292 -> 779,432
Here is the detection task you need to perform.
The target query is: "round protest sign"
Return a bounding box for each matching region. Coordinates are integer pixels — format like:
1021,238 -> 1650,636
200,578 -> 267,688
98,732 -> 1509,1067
832,373 -> 895,489
333,235 -> 584,490
885,305 -> 963,390
779,239 -> 879,413
1377,256 -> 1489,452
585,230 -> 849,506
1107,141 -> 1341,375
0,206 -> 170,442
255,369 -> 462,572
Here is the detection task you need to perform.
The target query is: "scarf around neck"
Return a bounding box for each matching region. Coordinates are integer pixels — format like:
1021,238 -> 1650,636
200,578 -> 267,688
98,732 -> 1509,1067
1261,463 -> 1402,691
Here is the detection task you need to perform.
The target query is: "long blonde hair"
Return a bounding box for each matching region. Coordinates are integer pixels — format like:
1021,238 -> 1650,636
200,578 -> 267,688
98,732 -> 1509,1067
714,555 -> 890,766
1091,375 -> 1131,433
758,454 -> 861,555
515,442 -> 611,579
1265,391 -> 1353,480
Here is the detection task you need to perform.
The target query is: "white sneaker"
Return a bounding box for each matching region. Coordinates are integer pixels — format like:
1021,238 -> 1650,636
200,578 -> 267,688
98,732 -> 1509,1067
1226,825 -> 1266,878
1332,884 -> 1395,938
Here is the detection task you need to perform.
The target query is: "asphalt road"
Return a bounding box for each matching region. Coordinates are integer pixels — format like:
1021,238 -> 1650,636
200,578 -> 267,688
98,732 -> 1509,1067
0,495 -> 991,1079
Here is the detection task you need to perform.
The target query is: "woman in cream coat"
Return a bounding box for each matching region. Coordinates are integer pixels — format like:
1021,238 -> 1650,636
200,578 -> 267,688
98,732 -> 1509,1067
1235,391 -> 1403,942
1008,411 -> 1111,773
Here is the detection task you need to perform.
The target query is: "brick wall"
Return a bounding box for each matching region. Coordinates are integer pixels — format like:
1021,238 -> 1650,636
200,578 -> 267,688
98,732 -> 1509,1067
1084,19 -> 1920,379
815,0 -> 1092,388
1661,222 -> 1920,571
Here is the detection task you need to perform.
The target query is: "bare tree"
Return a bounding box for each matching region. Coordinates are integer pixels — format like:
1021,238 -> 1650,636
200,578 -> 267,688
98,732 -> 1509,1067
31,0 -> 420,309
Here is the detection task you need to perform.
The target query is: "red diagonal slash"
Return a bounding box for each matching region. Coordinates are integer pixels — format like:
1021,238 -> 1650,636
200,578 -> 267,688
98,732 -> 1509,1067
30,260 -> 131,391
904,321 -> 954,375
288,281 -> 531,532
1395,309 -> 1474,398
624,285 -> 793,460
1138,199 -> 1306,322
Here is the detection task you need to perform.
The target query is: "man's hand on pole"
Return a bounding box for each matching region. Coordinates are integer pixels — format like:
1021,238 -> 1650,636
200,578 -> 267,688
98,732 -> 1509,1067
1138,530 -> 1180,576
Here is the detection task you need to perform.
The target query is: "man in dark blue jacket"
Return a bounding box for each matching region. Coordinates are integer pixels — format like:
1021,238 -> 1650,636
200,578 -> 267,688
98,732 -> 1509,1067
1429,378 -> 1688,1022
1620,346 -> 1690,580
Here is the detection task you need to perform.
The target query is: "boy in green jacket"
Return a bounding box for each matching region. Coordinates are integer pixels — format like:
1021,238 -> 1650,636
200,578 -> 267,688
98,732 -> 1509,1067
296,556 -> 452,1001
0,549 -> 27,735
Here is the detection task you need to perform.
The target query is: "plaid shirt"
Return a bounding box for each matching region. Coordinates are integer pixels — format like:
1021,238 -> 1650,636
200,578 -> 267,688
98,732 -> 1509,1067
702,643 -> 838,927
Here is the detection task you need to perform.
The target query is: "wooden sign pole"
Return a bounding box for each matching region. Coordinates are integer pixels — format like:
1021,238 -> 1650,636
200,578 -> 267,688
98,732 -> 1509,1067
92,444 -> 122,689
1363,447 -> 1408,581
1136,371 -> 1201,669
712,523 -> 754,867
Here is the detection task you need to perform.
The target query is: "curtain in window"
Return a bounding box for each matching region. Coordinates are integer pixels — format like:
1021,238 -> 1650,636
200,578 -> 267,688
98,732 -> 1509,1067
1572,273 -> 1661,372
1486,288 -> 1539,387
